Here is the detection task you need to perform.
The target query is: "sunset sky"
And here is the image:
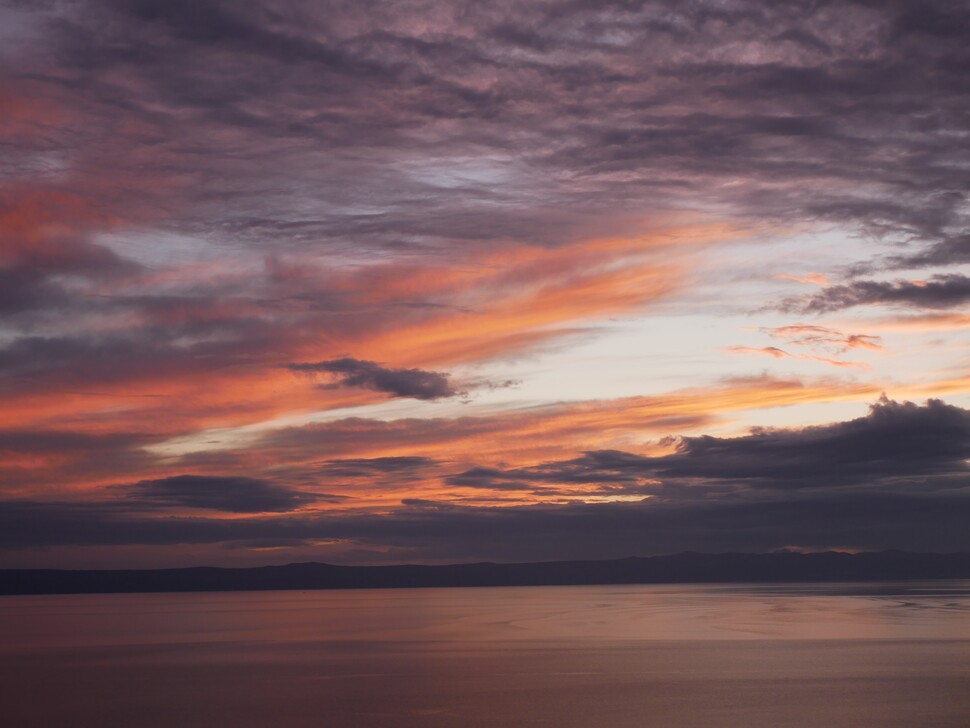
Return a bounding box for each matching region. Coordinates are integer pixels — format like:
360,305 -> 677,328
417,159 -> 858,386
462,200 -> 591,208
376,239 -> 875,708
2,0 -> 969,568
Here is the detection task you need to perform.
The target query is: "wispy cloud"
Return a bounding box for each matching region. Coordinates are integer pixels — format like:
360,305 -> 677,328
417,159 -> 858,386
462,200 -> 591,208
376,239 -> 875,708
762,325 -> 883,353
727,345 -> 869,370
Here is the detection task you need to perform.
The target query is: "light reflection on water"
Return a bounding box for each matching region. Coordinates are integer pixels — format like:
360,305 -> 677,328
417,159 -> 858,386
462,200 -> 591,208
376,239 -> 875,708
2,581 -> 968,647
1,582 -> 968,727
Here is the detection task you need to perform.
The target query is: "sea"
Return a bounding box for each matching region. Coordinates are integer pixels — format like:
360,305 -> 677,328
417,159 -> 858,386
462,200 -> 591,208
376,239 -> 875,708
1,582 -> 968,727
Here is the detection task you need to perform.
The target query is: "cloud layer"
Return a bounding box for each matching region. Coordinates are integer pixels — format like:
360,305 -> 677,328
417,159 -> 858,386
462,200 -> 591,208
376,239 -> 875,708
2,0 -> 969,566
2,398 -> 969,564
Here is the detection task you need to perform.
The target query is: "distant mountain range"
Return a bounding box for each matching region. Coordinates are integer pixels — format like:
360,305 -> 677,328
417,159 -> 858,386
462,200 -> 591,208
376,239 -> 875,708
3,551 -> 970,595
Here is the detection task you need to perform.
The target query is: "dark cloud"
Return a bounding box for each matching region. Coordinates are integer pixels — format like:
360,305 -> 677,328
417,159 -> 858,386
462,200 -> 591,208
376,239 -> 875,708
124,474 -> 322,513
0,429 -> 162,491
320,456 -> 438,478
7,0 -> 968,254
289,358 -> 460,400
0,429 -> 151,455
885,234 -> 970,270
446,467 -> 538,491
455,398 -> 970,493
3,398 -> 969,560
0,330 -> 279,395
642,396 -> 970,488
783,275 -> 970,313
2,491 -> 969,561
0,190 -> 138,318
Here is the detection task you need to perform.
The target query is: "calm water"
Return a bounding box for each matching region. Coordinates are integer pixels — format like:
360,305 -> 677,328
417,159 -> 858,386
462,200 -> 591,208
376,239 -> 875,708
1,582 -> 969,727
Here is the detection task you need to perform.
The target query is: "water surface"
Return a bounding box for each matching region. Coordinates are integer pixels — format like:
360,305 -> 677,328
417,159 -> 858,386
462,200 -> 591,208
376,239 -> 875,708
1,582 -> 968,727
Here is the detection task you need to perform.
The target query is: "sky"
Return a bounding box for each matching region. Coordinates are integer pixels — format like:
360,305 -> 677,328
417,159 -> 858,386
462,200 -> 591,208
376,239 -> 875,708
1,0 -> 969,569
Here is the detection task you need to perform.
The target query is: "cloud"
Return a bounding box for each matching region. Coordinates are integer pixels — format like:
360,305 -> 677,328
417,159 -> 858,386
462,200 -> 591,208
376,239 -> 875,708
239,375 -> 877,474
0,429 -> 150,455
0,428 -> 163,494
727,345 -> 869,369
2,490 -> 969,560
3,1 -> 970,565
0,188 -> 136,317
0,227 -> 687,442
451,397 -> 970,493
289,358 -> 461,400
776,273 -> 829,286
4,397 -> 968,562
8,0 -> 969,264
642,396 -> 970,488
885,234 -> 970,270
446,467 -> 538,491
782,275 -> 970,313
762,325 -> 883,353
124,474 -> 323,513
320,456 -> 439,477
869,312 -> 970,333
7,0 -> 964,436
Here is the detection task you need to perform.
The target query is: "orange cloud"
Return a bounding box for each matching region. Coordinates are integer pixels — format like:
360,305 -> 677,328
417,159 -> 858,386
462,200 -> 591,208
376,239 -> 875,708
0,218 -> 749,508
2,221 -> 729,438
776,272 -> 829,286
153,374 -> 881,510
762,324 -> 883,352
729,345 -> 789,359
867,313 -> 970,333
727,345 -> 870,370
